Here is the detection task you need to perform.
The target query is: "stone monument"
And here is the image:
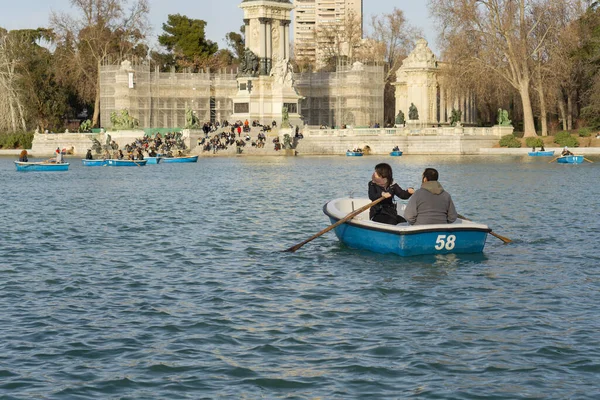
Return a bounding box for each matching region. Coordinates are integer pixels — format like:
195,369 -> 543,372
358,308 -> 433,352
231,0 -> 302,128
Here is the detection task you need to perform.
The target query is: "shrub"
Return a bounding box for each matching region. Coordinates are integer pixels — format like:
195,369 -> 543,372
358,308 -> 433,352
499,134 -> 522,148
525,137 -> 544,148
578,127 -> 592,137
0,132 -> 34,149
554,131 -> 579,147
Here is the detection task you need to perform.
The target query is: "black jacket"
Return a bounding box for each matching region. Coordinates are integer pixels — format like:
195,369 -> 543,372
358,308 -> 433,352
368,181 -> 412,220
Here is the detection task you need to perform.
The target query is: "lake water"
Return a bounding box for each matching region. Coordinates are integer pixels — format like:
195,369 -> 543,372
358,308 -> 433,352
1,155 -> 599,399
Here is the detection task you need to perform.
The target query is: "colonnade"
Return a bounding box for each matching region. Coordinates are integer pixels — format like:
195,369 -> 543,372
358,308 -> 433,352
244,17 -> 291,76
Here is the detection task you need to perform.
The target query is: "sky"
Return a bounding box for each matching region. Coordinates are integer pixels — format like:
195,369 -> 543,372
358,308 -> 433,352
0,0 -> 439,54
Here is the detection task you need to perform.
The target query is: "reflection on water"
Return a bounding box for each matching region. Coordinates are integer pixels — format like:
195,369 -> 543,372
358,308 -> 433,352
0,155 -> 599,399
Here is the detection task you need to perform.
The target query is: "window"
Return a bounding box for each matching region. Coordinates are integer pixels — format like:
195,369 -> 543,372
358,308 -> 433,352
234,103 -> 249,113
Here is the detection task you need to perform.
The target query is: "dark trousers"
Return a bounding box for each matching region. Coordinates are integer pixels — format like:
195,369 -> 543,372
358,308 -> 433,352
372,213 -> 407,225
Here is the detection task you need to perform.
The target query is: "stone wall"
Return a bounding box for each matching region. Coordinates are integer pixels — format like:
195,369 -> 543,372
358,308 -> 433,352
295,135 -> 501,155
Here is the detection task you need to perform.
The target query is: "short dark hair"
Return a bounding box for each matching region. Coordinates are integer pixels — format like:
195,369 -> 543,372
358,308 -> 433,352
374,163 -> 393,186
423,168 -> 439,182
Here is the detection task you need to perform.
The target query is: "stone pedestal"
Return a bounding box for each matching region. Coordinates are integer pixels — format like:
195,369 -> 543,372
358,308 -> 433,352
491,125 -> 515,137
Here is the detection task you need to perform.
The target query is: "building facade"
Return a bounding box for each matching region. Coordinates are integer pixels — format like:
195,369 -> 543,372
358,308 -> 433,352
99,60 -> 384,129
293,0 -> 363,68
394,39 -> 476,126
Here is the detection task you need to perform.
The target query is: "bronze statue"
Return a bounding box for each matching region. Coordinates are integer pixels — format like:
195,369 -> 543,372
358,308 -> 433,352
395,110 -> 405,125
409,103 -> 419,120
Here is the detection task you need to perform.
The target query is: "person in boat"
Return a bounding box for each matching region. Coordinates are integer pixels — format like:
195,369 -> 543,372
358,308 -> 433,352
137,150 -> 144,160
540,144 -> 545,151
531,145 -> 536,152
404,168 -> 457,225
148,147 -> 157,157
19,150 -> 28,162
85,149 -> 93,160
369,163 -> 415,225
117,149 -> 124,160
561,146 -> 574,156
55,147 -> 64,163
393,146 -> 400,152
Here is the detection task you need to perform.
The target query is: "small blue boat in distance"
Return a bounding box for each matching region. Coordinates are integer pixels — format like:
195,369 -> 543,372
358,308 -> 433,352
557,155 -> 584,164
106,159 -> 147,167
528,151 -> 554,157
323,198 -> 491,256
346,151 -> 363,157
145,156 -> 162,164
15,161 -> 70,172
82,159 -> 107,166
390,150 -> 403,156
161,155 -> 198,163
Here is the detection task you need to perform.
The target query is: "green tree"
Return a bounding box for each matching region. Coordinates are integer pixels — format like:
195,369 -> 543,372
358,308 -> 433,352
156,14 -> 218,72
0,28 -> 75,132
225,26 -> 245,63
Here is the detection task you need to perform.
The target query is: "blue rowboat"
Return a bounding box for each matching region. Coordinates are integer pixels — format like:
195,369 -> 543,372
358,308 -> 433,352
528,151 -> 554,156
557,155 -> 584,164
145,156 -> 162,164
323,198 -> 491,256
346,151 -> 363,157
161,155 -> 198,163
15,161 -> 70,172
82,159 -> 107,166
390,151 -> 403,156
106,159 -> 147,167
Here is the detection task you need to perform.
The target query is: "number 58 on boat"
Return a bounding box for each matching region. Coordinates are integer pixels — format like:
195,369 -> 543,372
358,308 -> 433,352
323,198 -> 492,256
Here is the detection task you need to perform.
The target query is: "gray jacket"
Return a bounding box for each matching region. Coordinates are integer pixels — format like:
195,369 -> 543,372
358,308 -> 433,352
404,181 -> 458,225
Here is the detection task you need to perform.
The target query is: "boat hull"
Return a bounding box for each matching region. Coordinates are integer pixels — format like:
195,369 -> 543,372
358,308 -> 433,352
82,159 -> 107,166
161,155 -> 198,163
557,155 -> 584,164
346,152 -> 363,157
145,157 -> 162,164
528,151 -> 554,156
324,198 -> 490,256
390,151 -> 403,156
15,161 -> 70,172
106,159 -> 147,167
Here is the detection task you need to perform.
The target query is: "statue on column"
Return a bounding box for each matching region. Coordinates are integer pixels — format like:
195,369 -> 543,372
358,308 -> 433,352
239,48 -> 259,77
450,109 -> 462,127
395,110 -> 405,126
408,103 -> 419,120
281,106 -> 290,128
497,108 -> 512,126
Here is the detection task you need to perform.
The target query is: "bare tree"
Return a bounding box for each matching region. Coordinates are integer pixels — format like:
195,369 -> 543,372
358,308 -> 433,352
316,9 -> 364,70
428,0 -> 584,137
51,0 -> 149,127
0,30 -> 28,132
368,8 -> 422,82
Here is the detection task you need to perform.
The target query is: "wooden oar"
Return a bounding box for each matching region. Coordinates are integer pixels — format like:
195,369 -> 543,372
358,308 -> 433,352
583,157 -> 594,163
283,196 -> 387,253
458,214 -> 512,244
548,156 -> 560,163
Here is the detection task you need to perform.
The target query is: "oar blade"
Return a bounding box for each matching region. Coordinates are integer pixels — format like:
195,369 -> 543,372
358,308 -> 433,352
490,231 -> 512,244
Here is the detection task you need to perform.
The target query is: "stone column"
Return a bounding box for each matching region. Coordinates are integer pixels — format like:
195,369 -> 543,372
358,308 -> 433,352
284,21 -> 290,61
259,18 -> 267,75
266,19 -> 273,74
440,86 -> 446,123
279,20 -> 287,59
243,19 -> 249,48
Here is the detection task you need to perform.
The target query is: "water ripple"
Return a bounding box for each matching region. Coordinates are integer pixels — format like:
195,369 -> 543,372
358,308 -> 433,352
0,156 -> 599,398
